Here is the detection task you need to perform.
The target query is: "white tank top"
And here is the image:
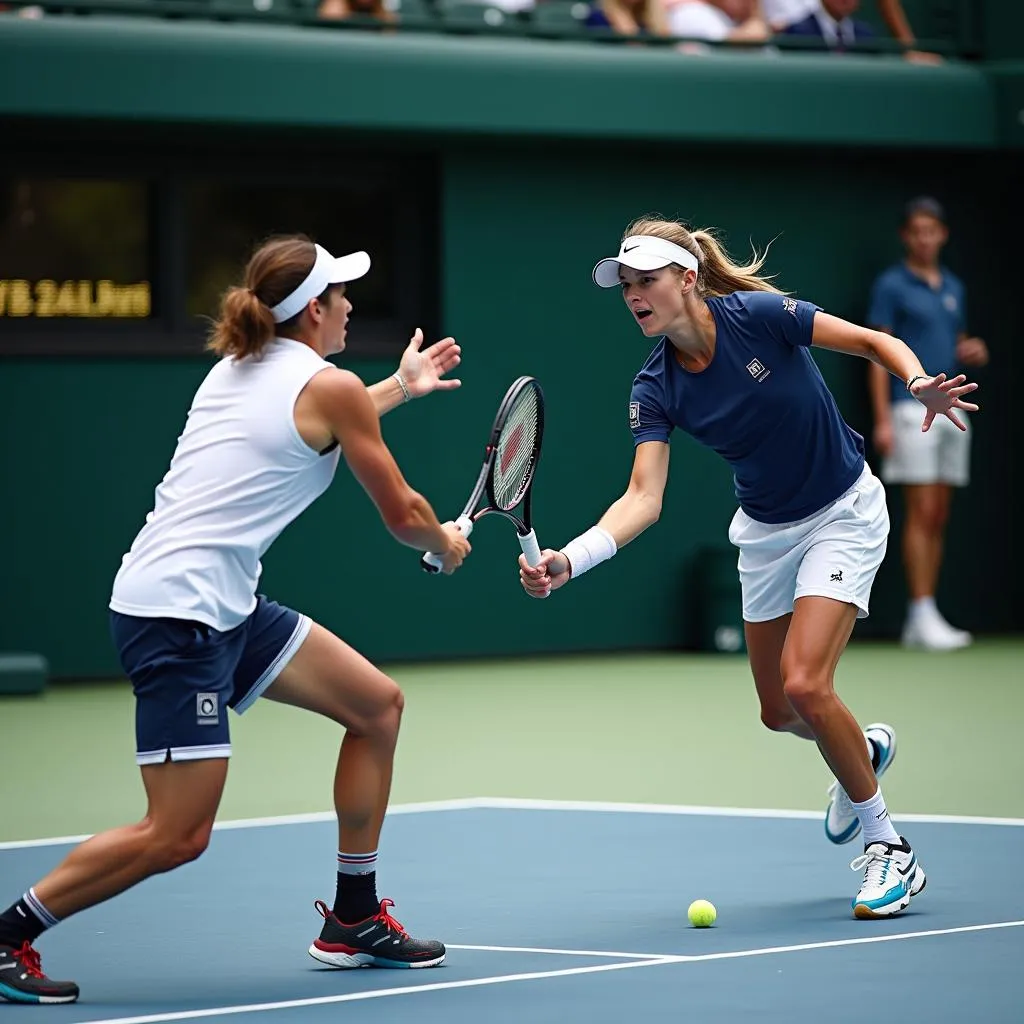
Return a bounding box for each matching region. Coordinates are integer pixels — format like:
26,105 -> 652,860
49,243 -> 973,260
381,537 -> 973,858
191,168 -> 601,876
110,337 -> 341,630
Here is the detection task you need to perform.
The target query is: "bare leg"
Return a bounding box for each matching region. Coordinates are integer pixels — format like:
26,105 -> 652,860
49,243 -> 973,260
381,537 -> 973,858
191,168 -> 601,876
745,613 -> 815,740
780,596 -> 875,802
32,758 -> 227,921
264,622 -> 403,857
902,483 -> 952,601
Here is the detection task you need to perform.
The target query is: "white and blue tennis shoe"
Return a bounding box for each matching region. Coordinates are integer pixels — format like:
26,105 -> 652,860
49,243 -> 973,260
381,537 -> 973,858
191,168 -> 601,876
850,837 -> 927,918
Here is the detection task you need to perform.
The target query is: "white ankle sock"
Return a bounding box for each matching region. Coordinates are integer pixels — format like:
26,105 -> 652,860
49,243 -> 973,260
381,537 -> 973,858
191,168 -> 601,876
852,787 -> 901,845
910,596 -> 937,622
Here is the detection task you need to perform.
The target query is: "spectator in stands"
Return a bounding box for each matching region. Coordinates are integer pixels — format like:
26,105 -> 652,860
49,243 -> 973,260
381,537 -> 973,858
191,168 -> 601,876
760,0 -> 942,62
783,0 -> 874,51
665,1 -> 771,47
758,0 -> 816,30
867,197 -> 989,650
585,0 -> 671,37
319,0 -> 396,23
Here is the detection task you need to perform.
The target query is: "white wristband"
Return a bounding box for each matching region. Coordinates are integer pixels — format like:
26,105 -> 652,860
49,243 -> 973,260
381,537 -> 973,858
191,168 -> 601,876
560,526 -> 617,580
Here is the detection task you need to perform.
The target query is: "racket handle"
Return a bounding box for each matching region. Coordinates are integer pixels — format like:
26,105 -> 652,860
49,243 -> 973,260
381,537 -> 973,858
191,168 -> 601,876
421,515 -> 474,574
518,528 -> 543,568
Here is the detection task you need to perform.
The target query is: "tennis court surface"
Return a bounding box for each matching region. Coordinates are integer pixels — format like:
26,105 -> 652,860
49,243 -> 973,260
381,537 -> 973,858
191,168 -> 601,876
3,799 -> 1022,1023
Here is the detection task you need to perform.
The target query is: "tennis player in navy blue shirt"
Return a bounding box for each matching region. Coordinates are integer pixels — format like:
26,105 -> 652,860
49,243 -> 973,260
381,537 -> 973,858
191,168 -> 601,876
520,216 -> 979,919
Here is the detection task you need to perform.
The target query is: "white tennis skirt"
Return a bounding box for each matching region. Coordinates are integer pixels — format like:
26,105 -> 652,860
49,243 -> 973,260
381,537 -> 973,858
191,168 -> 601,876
728,464 -> 889,623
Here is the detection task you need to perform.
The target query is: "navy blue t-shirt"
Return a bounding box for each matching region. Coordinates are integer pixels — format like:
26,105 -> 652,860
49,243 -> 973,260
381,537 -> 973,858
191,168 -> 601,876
629,291 -> 865,524
867,264 -> 965,404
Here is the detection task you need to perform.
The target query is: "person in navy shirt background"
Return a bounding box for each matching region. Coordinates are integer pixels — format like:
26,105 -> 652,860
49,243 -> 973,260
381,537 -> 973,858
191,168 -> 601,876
519,216 -> 978,919
868,197 -> 989,651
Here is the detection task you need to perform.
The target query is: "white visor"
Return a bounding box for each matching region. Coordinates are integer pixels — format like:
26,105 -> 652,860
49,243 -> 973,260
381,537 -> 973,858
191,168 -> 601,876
592,235 -> 699,289
270,243 -> 371,323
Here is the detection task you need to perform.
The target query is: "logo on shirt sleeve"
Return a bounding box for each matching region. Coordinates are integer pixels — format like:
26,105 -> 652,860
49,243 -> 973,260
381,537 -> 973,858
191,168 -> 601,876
629,402 -> 640,429
782,297 -> 798,317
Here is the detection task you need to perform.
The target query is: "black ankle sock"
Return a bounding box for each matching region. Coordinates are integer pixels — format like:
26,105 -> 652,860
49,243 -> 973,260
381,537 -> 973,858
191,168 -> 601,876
333,872 -> 379,924
0,897 -> 47,948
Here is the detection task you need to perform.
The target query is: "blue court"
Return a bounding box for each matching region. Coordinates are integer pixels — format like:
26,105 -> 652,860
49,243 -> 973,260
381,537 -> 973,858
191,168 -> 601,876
2,802 -> 1023,1023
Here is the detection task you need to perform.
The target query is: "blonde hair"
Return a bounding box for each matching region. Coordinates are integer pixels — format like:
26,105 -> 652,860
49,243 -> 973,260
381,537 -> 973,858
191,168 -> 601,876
207,235 -> 321,360
623,216 -> 783,298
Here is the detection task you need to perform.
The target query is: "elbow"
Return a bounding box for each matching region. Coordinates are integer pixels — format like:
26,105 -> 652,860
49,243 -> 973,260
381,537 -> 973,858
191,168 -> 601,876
630,489 -> 662,529
383,490 -> 429,538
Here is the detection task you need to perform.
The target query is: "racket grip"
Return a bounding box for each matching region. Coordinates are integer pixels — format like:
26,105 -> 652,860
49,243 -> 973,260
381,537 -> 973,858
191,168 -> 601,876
518,528 -> 543,568
421,515 -> 474,574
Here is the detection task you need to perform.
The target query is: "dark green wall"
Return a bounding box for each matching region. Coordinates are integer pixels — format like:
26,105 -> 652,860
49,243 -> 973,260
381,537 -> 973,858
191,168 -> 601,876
0,17 -> 997,148
2,141 -> 1019,678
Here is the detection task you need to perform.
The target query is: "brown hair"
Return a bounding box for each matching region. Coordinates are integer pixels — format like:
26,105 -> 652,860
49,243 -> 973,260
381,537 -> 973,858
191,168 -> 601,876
207,235 -> 322,360
623,216 -> 784,298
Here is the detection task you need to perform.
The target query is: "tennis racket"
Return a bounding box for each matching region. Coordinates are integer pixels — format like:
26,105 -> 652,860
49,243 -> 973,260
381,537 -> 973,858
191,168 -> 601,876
422,375 -> 545,573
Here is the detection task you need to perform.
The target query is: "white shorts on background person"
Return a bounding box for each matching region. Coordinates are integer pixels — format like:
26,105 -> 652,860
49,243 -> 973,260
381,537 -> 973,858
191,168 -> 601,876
729,464 -> 889,622
881,401 -> 971,487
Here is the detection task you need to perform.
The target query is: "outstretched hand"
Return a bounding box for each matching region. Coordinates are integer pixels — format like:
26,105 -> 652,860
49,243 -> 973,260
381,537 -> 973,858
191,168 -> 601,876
519,550 -> 571,600
399,328 -> 462,399
910,373 -> 979,432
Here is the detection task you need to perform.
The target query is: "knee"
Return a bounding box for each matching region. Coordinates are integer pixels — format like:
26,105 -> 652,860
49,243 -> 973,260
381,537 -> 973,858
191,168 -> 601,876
908,500 -> 948,535
142,819 -> 214,873
355,680 -> 404,741
781,672 -> 832,723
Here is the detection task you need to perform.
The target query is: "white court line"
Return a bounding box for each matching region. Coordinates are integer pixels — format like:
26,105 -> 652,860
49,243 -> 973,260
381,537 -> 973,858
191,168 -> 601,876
475,796 -> 1024,828
68,958 -> 683,1024
68,919 -> 1024,1024
448,943 -> 668,959
0,799 -> 487,851
3,796 -> 1021,851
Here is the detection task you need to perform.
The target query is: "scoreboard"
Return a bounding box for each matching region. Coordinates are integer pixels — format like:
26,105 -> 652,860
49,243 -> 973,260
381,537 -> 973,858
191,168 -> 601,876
0,156 -> 436,357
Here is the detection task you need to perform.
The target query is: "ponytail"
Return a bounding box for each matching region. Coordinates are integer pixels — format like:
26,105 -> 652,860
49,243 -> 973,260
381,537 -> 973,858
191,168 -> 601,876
207,286 -> 277,359
206,235 -> 317,360
689,228 -> 782,298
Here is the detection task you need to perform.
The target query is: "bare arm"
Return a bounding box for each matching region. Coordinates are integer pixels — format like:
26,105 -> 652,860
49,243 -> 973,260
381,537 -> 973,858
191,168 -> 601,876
601,0 -> 641,35
595,440 -> 670,548
877,0 -> 915,46
519,442 -> 669,597
811,311 -> 926,384
812,311 -> 979,433
366,376 -> 409,417
308,369 -> 452,553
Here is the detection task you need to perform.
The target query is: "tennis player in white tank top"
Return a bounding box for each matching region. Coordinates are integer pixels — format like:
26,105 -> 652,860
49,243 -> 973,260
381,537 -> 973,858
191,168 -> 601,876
0,235 -> 471,1004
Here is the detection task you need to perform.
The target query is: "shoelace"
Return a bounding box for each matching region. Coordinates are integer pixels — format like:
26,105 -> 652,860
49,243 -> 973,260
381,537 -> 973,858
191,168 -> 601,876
15,942 -> 44,979
828,780 -> 853,819
850,849 -> 893,890
373,899 -> 409,940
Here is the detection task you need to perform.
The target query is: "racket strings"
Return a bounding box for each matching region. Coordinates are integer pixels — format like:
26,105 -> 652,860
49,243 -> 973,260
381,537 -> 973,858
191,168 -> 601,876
492,387 -> 539,511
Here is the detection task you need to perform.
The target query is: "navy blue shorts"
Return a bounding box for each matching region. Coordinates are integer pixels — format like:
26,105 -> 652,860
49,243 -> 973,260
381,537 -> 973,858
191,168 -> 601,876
110,596 -> 311,766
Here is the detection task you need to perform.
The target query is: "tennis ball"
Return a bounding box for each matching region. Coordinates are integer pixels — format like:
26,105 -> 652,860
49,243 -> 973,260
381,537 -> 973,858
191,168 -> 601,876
688,899 -> 717,928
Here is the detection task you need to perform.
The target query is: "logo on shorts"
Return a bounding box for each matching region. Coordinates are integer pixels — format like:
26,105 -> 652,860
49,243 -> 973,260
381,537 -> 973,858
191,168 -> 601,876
629,401 -> 640,430
830,569 -> 844,583
197,693 -> 219,726
746,358 -> 771,383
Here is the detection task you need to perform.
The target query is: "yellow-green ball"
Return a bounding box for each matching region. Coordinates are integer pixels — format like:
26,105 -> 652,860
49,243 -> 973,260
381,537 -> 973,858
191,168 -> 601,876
688,899 -> 717,928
